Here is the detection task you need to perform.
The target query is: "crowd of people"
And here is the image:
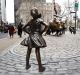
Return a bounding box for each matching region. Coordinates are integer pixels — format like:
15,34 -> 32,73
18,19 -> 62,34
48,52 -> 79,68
0,20 -> 23,38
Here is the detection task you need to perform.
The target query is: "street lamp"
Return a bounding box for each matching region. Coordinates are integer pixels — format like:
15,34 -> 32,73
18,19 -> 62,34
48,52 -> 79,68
70,11 -> 76,29
74,0 -> 79,29
70,0 -> 79,31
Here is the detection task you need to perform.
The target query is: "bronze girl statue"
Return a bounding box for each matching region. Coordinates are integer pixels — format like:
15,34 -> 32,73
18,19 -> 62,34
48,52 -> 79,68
22,7 -> 48,72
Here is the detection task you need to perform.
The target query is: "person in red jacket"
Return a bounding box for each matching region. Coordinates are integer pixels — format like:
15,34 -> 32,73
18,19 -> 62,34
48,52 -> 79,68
8,24 -> 14,38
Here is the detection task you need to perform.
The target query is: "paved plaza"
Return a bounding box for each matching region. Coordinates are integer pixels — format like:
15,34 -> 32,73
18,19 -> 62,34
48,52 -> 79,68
1,31 -> 80,75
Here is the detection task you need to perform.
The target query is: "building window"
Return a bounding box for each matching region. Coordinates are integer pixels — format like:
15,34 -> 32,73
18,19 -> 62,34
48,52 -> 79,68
5,0 -> 6,7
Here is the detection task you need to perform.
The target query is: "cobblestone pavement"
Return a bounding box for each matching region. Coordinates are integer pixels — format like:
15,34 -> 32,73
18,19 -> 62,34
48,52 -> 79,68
1,31 -> 80,75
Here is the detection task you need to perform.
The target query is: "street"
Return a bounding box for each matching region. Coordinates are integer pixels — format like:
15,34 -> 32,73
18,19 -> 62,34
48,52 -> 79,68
0,33 -> 23,54
0,31 -> 80,75
0,0 -> 80,75
0,32 -> 8,39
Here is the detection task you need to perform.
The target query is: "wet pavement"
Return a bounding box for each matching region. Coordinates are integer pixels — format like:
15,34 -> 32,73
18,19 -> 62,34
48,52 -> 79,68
0,31 -> 80,75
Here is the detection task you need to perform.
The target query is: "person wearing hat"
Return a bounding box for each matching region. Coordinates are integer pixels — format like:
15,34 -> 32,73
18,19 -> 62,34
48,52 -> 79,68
21,7 -> 48,72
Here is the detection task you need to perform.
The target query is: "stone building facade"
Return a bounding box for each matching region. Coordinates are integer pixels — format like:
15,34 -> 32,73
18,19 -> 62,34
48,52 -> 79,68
15,0 -> 61,25
14,0 -> 22,11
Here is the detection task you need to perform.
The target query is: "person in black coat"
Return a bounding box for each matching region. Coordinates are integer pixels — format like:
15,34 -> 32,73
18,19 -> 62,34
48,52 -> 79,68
21,7 -> 48,72
18,21 -> 23,37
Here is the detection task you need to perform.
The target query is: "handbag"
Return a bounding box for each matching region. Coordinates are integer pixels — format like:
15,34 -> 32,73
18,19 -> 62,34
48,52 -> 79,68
20,38 -> 28,46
